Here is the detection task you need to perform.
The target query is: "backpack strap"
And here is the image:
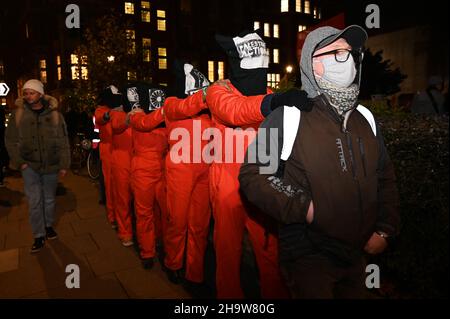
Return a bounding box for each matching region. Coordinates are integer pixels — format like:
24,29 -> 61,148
281,106 -> 301,161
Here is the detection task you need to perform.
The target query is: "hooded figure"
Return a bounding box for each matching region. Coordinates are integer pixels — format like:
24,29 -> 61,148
239,25 -> 400,298
128,84 -> 168,269
215,29 -> 269,96
205,30 -> 289,298
94,85 -> 123,227
162,60 -> 212,284
122,82 -> 166,114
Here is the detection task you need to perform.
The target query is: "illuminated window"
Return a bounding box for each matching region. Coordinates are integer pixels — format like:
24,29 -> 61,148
254,21 -> 260,30
157,10 -> 166,18
160,83 -> 168,87
273,24 -> 279,38
208,61 -> 214,82
264,23 -> 270,37
304,0 -> 310,14
56,55 -> 62,81
281,0 -> 289,12
71,54 -> 88,80
298,25 -> 307,32
141,1 -> 150,9
143,49 -> 151,62
127,71 -> 137,80
124,2 -> 134,14
267,73 -> 280,89
296,0 -> 302,12
142,11 -> 150,22
313,7 -> 317,18
157,19 -> 166,31
1,98 -> 6,106
39,59 -> 47,84
218,61 -> 224,80
142,38 -> 151,47
126,29 -> 136,54
318,8 -> 321,19
158,47 -> 167,57
273,49 -> 279,64
158,58 -> 167,69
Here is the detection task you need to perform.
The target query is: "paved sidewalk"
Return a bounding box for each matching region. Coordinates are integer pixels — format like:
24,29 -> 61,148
0,170 -> 192,299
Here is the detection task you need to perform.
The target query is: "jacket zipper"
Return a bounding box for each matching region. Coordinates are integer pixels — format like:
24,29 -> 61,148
358,137 -> 367,178
345,131 -> 356,179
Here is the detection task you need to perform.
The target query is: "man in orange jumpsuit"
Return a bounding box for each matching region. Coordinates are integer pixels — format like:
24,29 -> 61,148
127,83 -> 168,269
94,86 -> 122,229
110,84 -> 136,247
163,62 -> 212,285
207,29 -> 309,298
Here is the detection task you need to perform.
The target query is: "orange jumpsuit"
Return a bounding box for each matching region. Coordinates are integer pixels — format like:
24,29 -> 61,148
129,109 -> 168,259
163,90 -> 212,283
94,106 -> 114,224
110,111 -> 133,242
206,83 -> 288,299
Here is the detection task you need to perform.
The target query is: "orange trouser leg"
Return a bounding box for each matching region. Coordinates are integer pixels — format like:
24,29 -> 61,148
210,163 -> 246,299
164,162 -> 194,271
154,165 -> 168,243
131,156 -> 162,259
112,163 -> 132,241
245,215 -> 290,299
185,164 -> 211,283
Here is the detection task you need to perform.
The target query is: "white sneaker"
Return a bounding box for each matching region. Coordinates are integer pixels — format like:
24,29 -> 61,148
122,240 -> 134,247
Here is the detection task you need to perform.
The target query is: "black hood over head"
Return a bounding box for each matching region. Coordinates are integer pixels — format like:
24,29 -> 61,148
98,85 -> 122,109
215,29 -> 269,96
121,82 -> 166,114
173,59 -> 209,99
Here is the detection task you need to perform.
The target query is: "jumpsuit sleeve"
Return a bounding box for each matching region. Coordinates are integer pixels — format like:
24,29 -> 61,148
4,111 -> 26,170
206,84 -> 266,127
94,106 -> 110,126
164,90 -> 207,121
129,108 -> 164,132
110,111 -> 128,134
238,107 -> 312,224
375,124 -> 401,237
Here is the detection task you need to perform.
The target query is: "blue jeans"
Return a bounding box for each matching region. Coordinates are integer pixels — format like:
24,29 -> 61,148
22,167 -> 58,238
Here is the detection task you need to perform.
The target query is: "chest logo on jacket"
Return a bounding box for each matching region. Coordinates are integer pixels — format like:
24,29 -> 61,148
336,138 -> 348,173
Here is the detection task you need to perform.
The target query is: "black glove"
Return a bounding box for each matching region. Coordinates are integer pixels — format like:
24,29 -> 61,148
271,89 -> 312,112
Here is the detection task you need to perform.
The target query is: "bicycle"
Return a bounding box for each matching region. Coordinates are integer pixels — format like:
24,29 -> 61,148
70,132 -> 100,179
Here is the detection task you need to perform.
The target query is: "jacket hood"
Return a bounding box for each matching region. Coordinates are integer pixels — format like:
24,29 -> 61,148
15,94 -> 59,110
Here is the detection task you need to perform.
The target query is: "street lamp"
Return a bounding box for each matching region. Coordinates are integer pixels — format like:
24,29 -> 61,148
107,55 -> 115,62
286,65 -> 293,73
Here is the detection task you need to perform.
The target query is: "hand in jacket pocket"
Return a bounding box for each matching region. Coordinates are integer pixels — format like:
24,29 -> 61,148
306,201 -> 314,224
364,232 -> 388,254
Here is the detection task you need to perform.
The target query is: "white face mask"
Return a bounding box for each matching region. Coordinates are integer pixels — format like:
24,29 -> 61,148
318,54 -> 357,88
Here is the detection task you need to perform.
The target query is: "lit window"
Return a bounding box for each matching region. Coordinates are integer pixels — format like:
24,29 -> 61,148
281,0 -> 289,12
318,8 -> 321,19
56,55 -> 62,81
296,0 -> 302,12
124,2 -> 134,14
304,0 -> 310,14
158,58 -> 167,69
142,38 -> 151,47
160,83 -> 168,87
127,71 -> 137,80
39,59 -> 47,84
1,98 -> 6,106
254,21 -> 260,30
142,11 -> 150,22
157,10 -> 166,18
208,61 -> 214,82
71,54 -> 78,64
158,47 -> 167,57
273,49 -> 279,64
273,24 -> 279,38
264,23 -> 270,37
313,7 -> 317,18
218,61 -> 224,80
157,19 -> 166,31
126,30 -> 136,54
143,49 -> 151,62
267,73 -> 280,89
71,54 -> 88,80
298,25 -> 307,32
141,1 -> 150,9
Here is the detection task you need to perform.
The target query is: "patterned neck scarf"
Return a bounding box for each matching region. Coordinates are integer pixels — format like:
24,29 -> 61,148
316,77 -> 360,117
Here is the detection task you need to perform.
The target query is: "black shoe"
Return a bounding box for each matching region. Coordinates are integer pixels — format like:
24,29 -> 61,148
45,227 -> 58,240
142,258 -> 154,269
165,268 -> 183,285
30,237 -> 46,253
